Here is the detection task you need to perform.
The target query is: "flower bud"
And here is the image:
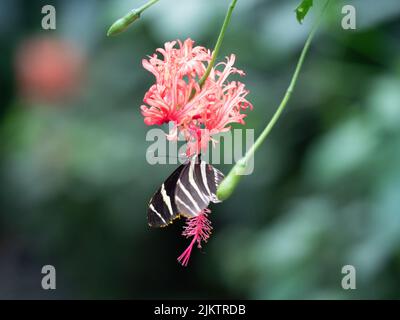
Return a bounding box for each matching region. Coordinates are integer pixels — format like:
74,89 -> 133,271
107,10 -> 140,36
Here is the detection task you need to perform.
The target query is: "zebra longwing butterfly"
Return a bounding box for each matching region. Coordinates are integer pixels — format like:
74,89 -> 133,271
147,155 -> 224,227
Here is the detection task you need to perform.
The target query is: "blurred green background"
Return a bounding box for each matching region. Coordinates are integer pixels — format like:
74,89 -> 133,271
1,0 -> 400,299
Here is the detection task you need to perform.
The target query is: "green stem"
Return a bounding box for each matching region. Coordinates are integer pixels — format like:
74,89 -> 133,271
217,0 -> 331,201
198,0 -> 238,88
107,0 -> 160,36
138,0 -> 160,12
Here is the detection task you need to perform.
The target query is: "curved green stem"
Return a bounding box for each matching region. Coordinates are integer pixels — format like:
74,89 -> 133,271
198,0 -> 238,88
107,0 -> 160,36
217,0 -> 331,201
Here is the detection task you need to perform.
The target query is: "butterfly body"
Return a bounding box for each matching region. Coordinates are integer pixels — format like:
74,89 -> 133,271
147,155 -> 224,227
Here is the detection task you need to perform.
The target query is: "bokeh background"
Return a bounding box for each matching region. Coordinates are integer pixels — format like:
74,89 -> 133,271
1,0 -> 400,299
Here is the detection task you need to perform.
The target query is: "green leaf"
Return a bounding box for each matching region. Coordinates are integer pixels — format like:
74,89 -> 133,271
295,0 -> 313,24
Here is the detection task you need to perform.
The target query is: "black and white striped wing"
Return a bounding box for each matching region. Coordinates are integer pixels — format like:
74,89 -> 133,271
147,164 -> 185,227
175,156 -> 224,218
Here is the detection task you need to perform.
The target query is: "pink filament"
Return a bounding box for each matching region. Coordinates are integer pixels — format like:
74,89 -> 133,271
177,210 -> 212,266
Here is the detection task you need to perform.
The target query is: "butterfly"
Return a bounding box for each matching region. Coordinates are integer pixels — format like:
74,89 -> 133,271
147,155 -> 224,227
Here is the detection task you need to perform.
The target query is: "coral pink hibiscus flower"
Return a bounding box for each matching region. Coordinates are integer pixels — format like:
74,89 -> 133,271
141,38 -> 252,156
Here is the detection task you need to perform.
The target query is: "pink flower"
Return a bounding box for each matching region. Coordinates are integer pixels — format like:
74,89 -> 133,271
141,38 -> 253,156
15,37 -> 84,104
177,209 -> 212,267
141,39 -> 211,126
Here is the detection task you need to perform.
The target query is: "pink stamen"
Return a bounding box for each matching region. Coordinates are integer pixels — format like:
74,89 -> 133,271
177,210 -> 212,266
177,237 -> 196,267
